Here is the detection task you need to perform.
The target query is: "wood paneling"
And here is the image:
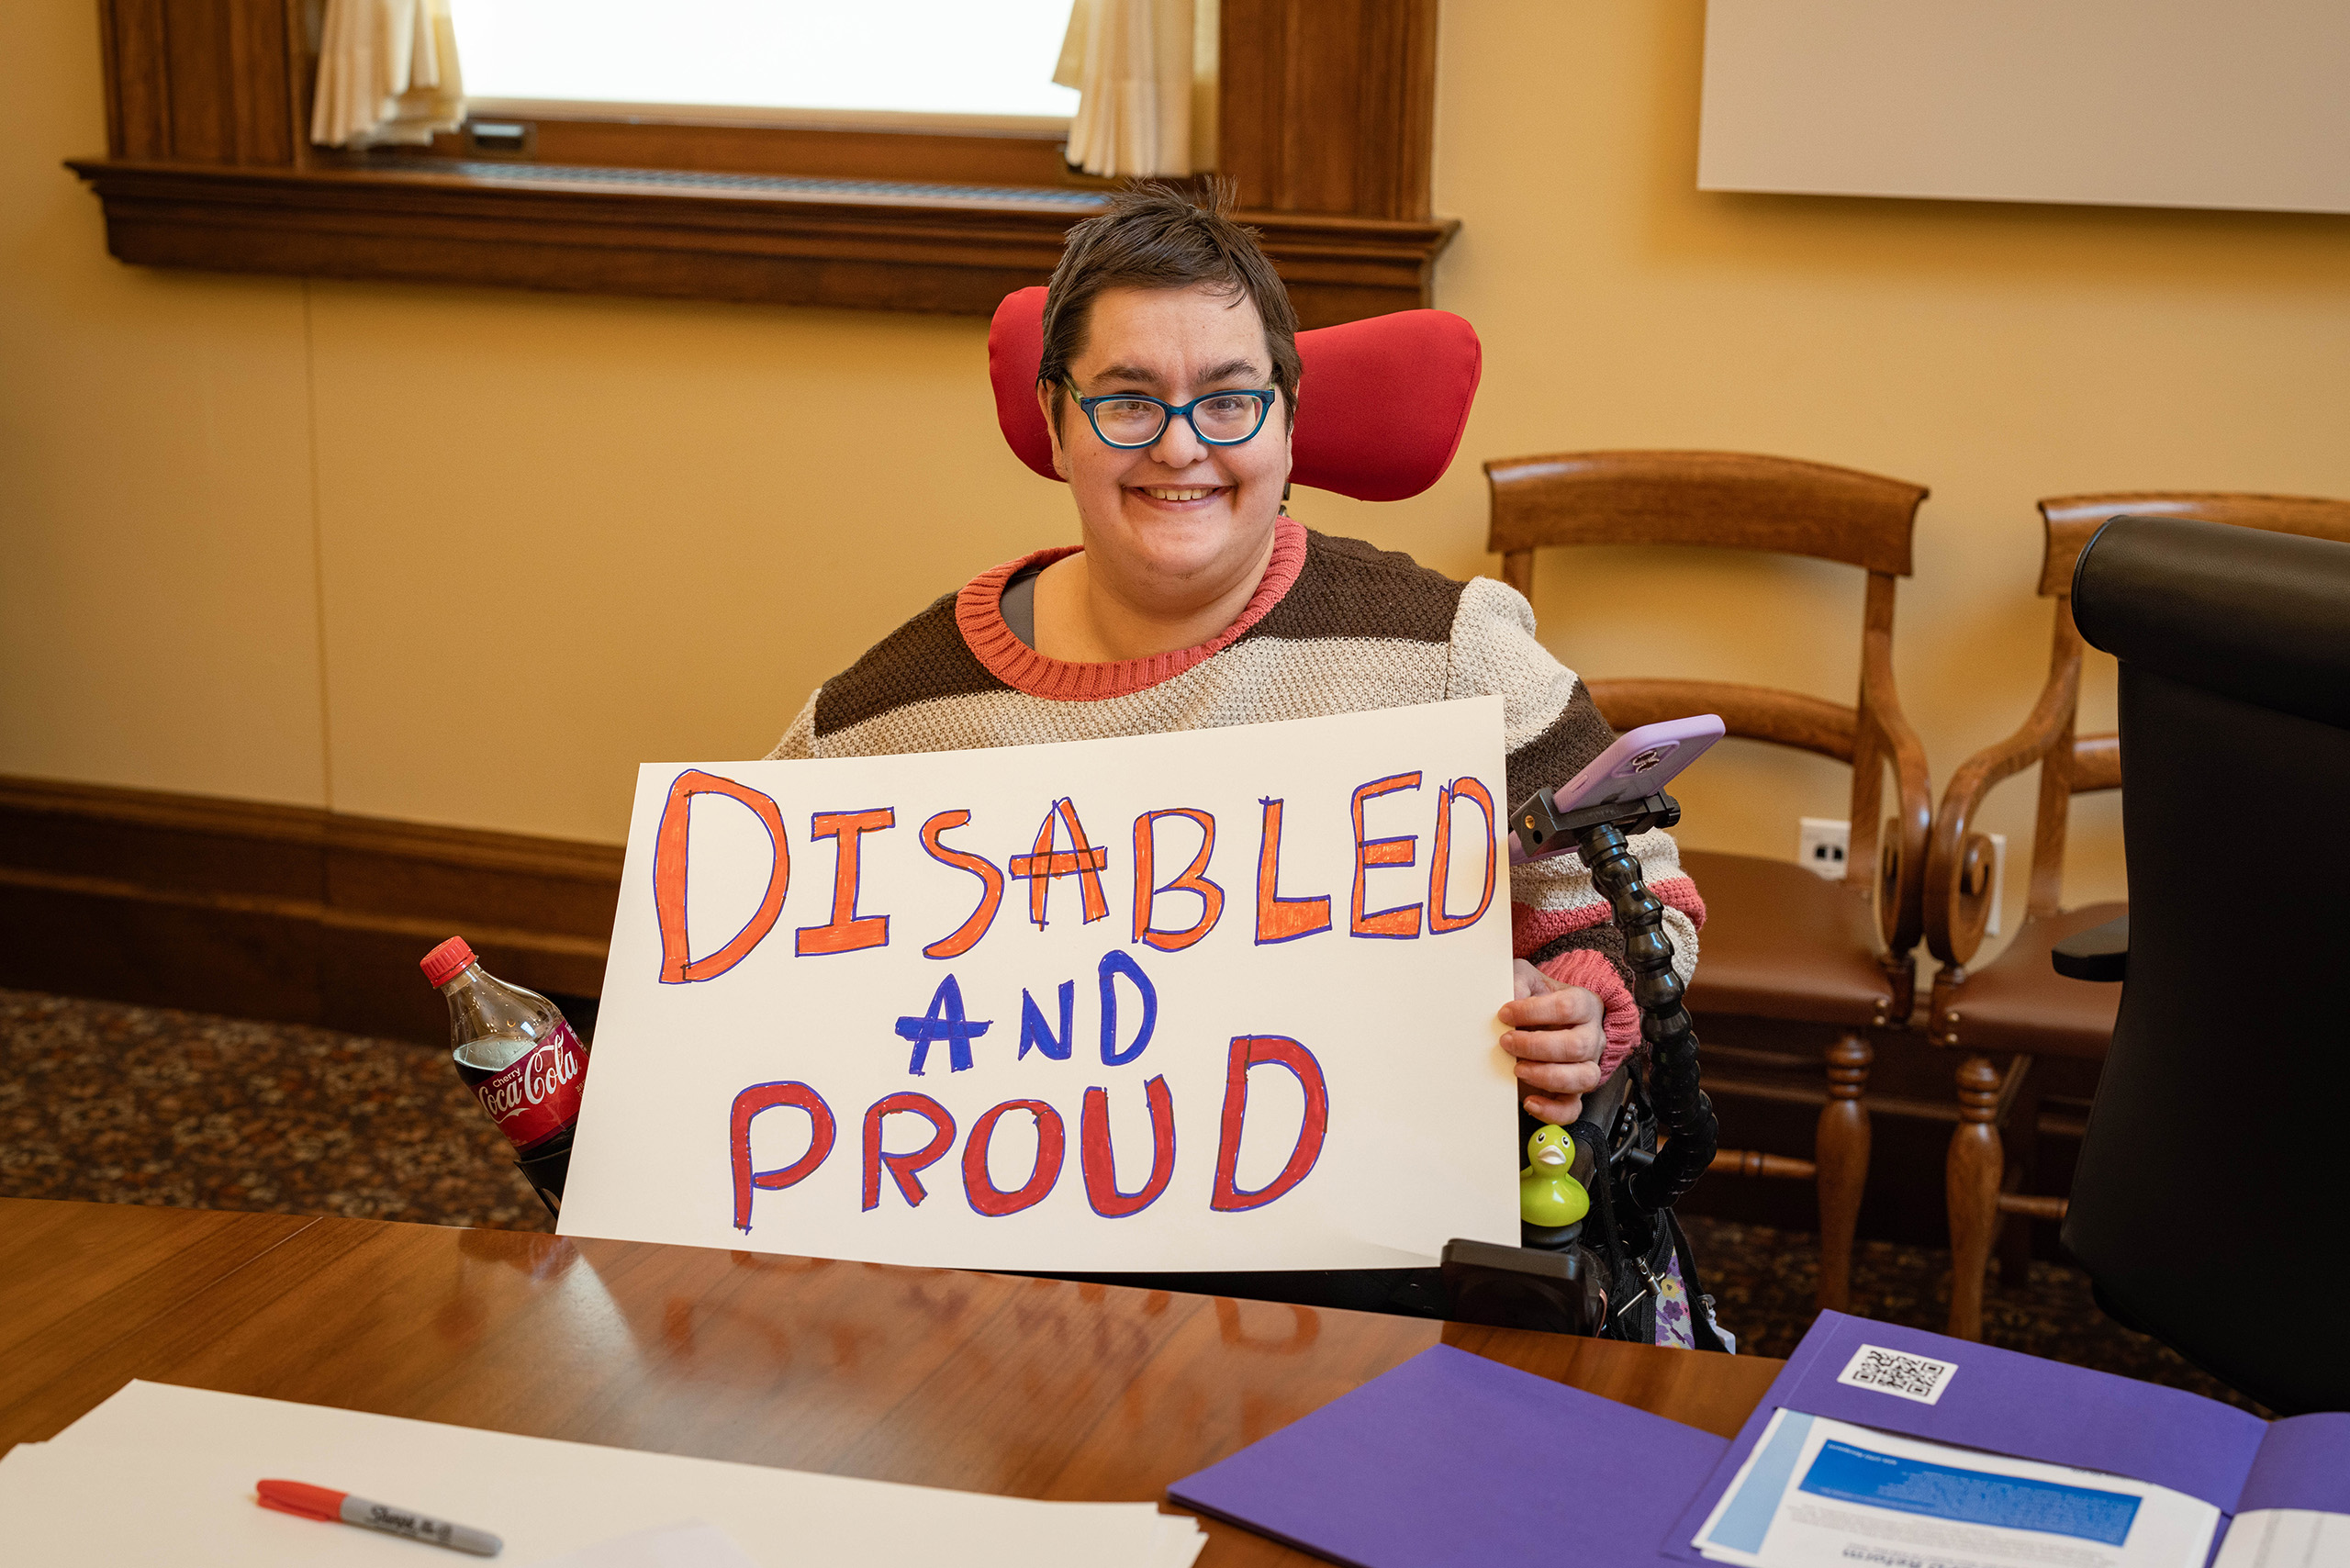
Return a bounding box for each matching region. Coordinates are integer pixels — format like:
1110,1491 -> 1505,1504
97,0 -> 300,164
95,0 -> 166,157
0,775 -> 620,1041
72,0 -> 1453,322
1,1197 -> 1783,1554
1248,206 -> 1460,328
1220,0 -> 1439,221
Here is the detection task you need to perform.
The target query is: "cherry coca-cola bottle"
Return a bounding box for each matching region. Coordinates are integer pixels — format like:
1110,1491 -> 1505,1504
421,936 -> 589,1216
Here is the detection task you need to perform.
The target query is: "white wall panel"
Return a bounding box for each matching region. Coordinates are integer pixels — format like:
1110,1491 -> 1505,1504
1701,0 -> 2350,214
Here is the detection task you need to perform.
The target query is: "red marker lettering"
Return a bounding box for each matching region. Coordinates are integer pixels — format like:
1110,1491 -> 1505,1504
862,1092 -> 957,1210
962,1099 -> 1067,1216
1080,1075 -> 1177,1217
1210,1035 -> 1330,1212
729,1081 -> 836,1232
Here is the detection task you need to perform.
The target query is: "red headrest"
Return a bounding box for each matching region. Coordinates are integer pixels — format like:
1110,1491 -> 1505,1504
987,286 -> 1482,503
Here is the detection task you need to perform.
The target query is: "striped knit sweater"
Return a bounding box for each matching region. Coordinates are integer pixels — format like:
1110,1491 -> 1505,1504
767,518 -> 1704,1078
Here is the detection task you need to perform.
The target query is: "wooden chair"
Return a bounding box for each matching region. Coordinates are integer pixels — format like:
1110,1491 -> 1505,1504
1486,450 -> 1934,1313
1927,491 -> 2350,1340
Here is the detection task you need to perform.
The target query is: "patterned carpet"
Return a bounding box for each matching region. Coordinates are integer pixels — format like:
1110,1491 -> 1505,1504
0,987 -> 2257,1412
1678,1215 -> 2259,1412
0,988 -> 543,1230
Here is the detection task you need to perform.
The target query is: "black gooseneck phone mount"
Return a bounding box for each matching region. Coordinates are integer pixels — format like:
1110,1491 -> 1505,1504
1438,787 -> 1729,1350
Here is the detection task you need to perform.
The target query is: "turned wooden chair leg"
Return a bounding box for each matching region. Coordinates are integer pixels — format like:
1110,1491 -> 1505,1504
1947,1055 -> 2005,1340
1814,1033 -> 1873,1315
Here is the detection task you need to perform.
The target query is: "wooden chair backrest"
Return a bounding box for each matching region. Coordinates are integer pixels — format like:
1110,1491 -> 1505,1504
2039,491 -> 2350,598
2020,490 -> 2350,914
1484,450 -> 1930,920
1488,450 -> 1924,580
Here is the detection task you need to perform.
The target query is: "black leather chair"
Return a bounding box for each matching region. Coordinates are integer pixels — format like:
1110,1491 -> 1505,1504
2063,513 -> 2350,1414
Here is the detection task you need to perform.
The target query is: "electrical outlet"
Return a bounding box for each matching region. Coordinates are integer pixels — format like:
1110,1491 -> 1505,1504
1797,818 -> 1850,879
1984,832 -> 2009,937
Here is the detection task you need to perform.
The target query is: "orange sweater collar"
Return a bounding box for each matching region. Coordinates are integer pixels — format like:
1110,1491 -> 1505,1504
955,517 -> 1310,701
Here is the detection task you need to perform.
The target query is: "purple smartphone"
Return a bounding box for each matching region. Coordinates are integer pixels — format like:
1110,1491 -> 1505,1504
1506,714 -> 1725,864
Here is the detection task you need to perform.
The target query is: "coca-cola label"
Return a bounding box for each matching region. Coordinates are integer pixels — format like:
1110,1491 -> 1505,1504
471,1019 -> 589,1152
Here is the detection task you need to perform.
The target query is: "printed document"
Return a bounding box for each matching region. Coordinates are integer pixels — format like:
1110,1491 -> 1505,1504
1692,1409 -> 2220,1568
2212,1510 -> 2350,1568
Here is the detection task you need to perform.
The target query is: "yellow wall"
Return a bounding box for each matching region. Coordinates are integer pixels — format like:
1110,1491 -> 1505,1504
1,0 -> 324,808
8,0 -> 2350,945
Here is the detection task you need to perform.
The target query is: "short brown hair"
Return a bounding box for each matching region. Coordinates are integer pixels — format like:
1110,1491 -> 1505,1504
1039,181 -> 1302,435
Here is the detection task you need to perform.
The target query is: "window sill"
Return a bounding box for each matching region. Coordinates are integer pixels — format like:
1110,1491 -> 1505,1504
66,158 -> 1459,325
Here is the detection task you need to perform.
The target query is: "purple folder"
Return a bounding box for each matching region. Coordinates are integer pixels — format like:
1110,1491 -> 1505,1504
1168,1342 -> 1728,1567
1662,1312 -> 2350,1563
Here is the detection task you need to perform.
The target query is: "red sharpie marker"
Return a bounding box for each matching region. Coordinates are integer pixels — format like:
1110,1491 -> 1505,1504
257,1479 -> 503,1556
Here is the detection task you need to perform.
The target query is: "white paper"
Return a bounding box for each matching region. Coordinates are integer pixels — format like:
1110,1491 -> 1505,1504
1155,1514 -> 1211,1568
523,1519 -> 761,1568
1694,1409 -> 2220,1568
8,1381 -> 1200,1568
2213,1509 -> 2350,1568
560,701 -> 1520,1272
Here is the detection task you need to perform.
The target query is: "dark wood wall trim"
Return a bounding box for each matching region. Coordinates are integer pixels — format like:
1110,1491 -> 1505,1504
0,776 -> 621,1046
70,0 -> 1454,325
97,0 -> 304,169
1221,0 -> 1439,221
65,158 -> 1455,325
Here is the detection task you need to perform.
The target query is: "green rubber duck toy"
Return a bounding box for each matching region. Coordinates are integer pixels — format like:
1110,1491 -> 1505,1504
1520,1124 -> 1591,1228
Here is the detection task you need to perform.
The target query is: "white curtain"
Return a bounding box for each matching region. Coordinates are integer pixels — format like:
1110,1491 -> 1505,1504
311,0 -> 466,150
1056,0 -> 1216,178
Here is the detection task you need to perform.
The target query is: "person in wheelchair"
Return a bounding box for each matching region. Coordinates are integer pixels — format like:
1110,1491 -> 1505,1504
767,183 -> 1708,1341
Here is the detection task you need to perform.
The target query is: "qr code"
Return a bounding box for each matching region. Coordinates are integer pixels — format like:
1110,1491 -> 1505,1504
1835,1344 -> 1957,1405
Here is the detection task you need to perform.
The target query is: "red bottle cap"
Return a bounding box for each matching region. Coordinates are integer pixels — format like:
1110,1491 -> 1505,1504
420,936 -> 476,988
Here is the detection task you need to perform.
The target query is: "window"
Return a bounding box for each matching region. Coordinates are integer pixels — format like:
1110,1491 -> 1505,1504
73,0 -> 1453,327
455,0 -> 1081,123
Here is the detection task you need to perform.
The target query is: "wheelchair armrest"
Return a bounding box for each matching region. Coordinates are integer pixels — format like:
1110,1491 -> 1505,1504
2052,913 -> 2128,982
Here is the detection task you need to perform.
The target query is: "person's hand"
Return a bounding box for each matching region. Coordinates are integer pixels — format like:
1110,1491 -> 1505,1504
1500,958 -> 1606,1126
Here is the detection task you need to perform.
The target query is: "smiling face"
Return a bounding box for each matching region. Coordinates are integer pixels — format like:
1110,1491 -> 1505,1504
1042,282 -> 1293,619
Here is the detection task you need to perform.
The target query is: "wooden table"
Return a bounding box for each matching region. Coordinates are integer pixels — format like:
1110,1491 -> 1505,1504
0,1197 -> 1780,1562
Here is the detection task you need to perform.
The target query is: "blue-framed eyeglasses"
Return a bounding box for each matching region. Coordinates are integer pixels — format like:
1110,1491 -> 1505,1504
1065,380 -> 1278,449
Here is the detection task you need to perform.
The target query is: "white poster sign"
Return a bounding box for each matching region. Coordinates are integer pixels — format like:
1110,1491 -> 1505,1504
559,700 -> 1521,1271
